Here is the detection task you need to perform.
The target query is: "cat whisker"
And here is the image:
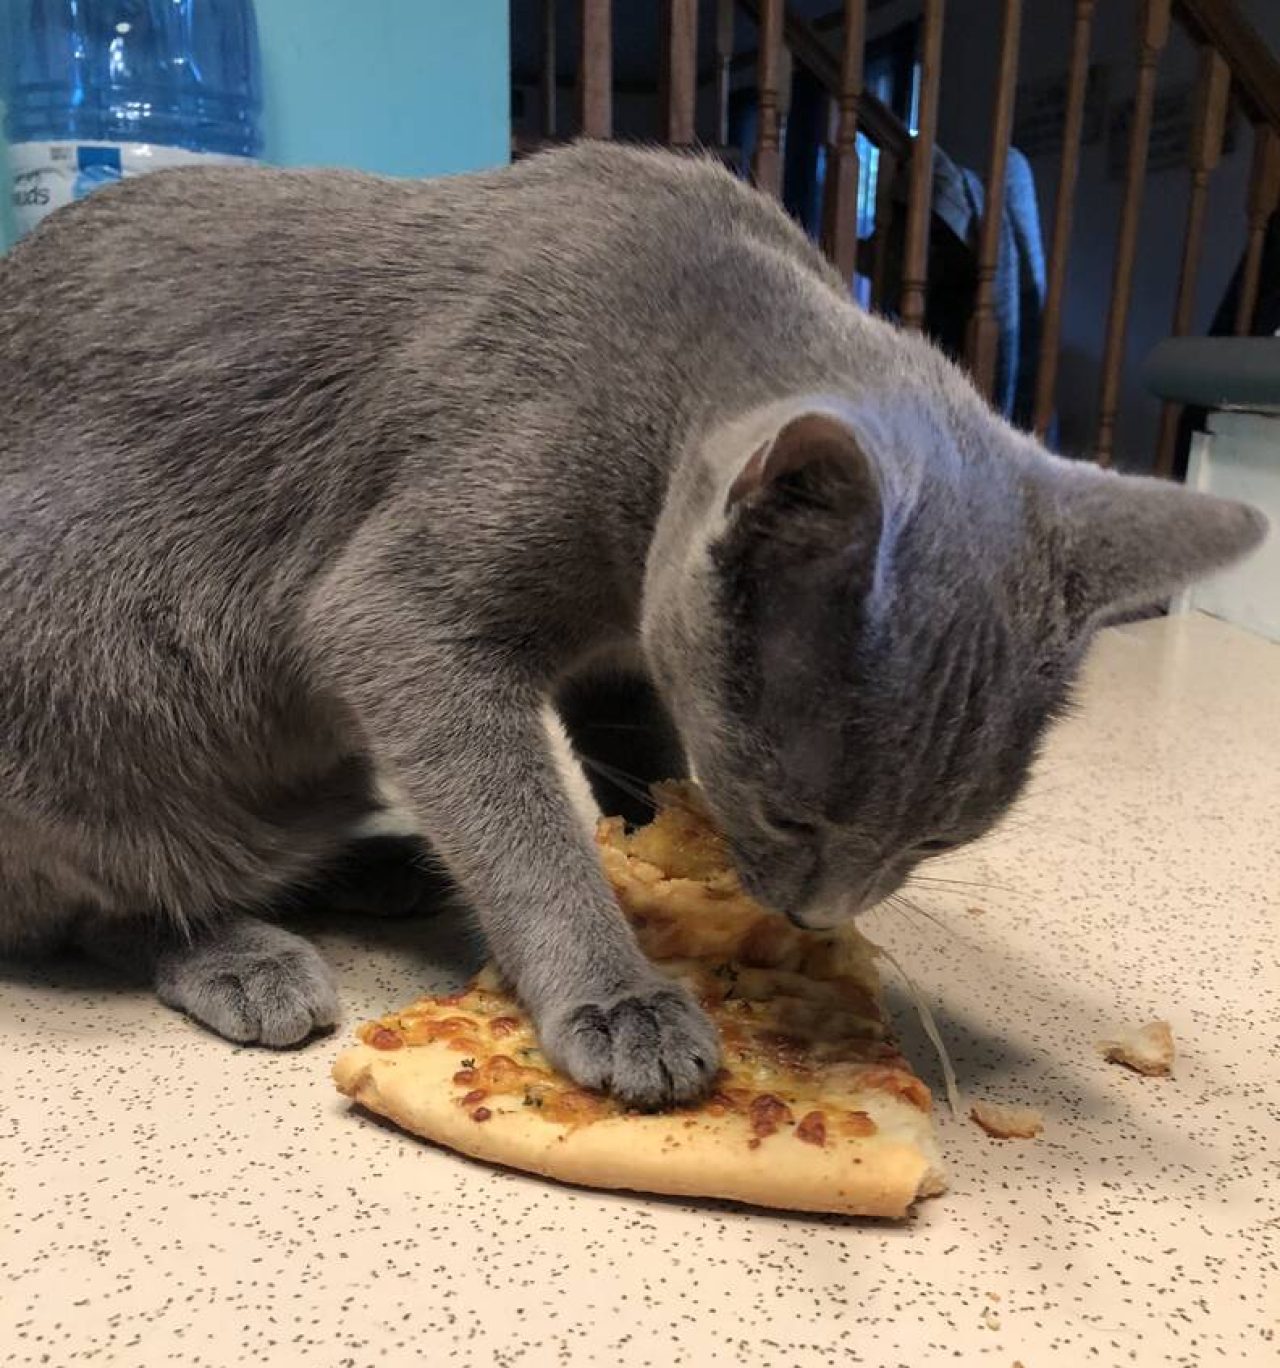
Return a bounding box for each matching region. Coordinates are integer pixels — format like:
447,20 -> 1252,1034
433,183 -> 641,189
886,891 -> 987,957
909,874 -> 1015,894
886,891 -> 957,940
575,754 -> 660,812
572,722 -> 659,733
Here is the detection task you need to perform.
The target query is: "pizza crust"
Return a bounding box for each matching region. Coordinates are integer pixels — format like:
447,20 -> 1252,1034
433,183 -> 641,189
333,1043 -> 944,1219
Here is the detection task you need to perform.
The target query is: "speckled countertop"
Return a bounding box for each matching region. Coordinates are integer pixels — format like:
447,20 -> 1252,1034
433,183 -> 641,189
2,613 -> 1277,1368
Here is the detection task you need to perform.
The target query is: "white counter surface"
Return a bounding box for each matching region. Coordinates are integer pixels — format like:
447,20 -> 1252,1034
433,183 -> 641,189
2,614 -> 1276,1367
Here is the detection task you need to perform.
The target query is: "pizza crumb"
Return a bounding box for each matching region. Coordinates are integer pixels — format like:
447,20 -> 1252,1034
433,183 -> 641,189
971,1100 -> 1044,1139
981,1305 -> 1002,1330
986,1291 -> 1002,1302
1098,1020 -> 1174,1076
967,905 -> 987,916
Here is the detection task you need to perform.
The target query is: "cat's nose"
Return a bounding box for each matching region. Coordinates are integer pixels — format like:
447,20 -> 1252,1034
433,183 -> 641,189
784,891 -> 858,930
785,883 -> 873,930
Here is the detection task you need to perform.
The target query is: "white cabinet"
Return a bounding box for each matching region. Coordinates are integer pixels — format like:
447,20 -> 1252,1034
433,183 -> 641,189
1180,410 -> 1280,642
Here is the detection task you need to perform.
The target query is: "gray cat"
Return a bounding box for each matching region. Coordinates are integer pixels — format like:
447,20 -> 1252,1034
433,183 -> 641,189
0,143 -> 1264,1107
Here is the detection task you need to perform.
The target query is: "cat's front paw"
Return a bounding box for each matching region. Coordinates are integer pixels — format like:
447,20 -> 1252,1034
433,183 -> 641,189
155,918 -> 339,1048
541,979 -> 721,1111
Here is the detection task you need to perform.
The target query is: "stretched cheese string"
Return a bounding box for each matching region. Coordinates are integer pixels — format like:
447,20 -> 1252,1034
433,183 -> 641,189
863,936 -> 963,1119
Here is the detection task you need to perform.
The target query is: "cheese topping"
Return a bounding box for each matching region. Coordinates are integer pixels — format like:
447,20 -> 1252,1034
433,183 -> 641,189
355,782 -> 935,1146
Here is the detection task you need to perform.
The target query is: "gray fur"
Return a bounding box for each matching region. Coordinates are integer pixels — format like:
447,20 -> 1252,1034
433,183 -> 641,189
0,143 -> 1265,1105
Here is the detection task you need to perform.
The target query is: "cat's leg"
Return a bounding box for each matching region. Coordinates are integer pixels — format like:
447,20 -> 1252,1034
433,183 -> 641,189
557,669 -> 688,825
311,605 -> 719,1108
1,812 -> 340,1048
77,911 -> 340,1047
297,832 -> 450,919
414,693 -> 719,1108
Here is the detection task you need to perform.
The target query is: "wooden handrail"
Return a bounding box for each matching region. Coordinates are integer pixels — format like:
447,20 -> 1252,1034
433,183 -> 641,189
1173,0 -> 1280,133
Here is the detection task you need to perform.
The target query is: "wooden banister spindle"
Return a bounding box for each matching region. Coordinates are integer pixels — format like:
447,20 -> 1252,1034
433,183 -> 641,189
820,0 -> 868,285
661,0 -> 699,148
1033,0 -> 1096,439
753,0 -> 785,195
542,0 -> 557,139
869,146 -> 898,311
901,0 -> 946,330
1153,47 -> 1230,478
778,44 -> 795,130
965,0 -> 1022,396
578,0 -> 613,139
1234,123 -> 1280,335
715,0 -> 735,148
1094,0 -> 1170,467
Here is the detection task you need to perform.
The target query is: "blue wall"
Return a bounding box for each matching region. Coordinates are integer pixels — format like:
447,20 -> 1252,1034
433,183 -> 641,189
2,1 -> 509,248
257,0 -> 510,177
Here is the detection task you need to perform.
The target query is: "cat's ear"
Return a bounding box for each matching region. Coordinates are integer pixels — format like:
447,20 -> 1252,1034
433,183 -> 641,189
725,409 -> 878,513
1041,459 -> 1267,625
723,406 -> 885,558
715,405 -> 888,602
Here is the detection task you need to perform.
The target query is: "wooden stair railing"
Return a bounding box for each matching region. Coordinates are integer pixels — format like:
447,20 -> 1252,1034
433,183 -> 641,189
1032,0 -> 1095,440
965,0 -> 1021,396
715,0 -> 735,148
660,0 -> 700,148
752,0 -> 785,195
541,0 -> 558,140
526,0 -> 1280,476
736,0 -> 910,166
577,0 -> 612,139
1095,0 -> 1171,468
1235,125 -> 1280,337
818,0 -> 866,286
1153,46 -> 1231,478
899,0 -> 945,332
736,0 -> 913,301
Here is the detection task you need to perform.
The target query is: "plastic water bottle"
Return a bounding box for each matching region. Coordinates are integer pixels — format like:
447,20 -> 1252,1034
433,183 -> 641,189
3,0 -> 262,240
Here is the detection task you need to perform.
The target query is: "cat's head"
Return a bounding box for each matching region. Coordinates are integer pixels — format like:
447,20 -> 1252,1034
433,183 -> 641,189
643,389 -> 1266,928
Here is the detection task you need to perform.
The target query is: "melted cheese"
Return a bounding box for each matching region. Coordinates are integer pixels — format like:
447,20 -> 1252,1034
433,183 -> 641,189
356,782 -> 938,1145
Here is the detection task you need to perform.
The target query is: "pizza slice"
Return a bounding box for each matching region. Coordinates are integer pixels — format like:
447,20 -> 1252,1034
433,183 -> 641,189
332,783 -> 946,1218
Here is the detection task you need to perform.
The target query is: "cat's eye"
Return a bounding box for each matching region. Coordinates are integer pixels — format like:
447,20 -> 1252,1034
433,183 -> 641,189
916,838 -> 956,856
761,809 -> 818,840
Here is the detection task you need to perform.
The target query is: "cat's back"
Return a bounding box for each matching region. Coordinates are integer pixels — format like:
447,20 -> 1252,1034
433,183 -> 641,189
0,144 -> 830,408
0,163 -> 491,406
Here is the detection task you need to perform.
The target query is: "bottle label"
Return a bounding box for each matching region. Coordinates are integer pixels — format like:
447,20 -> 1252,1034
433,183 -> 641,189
9,141 -> 254,238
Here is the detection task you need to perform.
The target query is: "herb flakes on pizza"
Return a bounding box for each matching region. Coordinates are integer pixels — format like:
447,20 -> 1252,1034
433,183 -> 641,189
333,782 -> 947,1219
